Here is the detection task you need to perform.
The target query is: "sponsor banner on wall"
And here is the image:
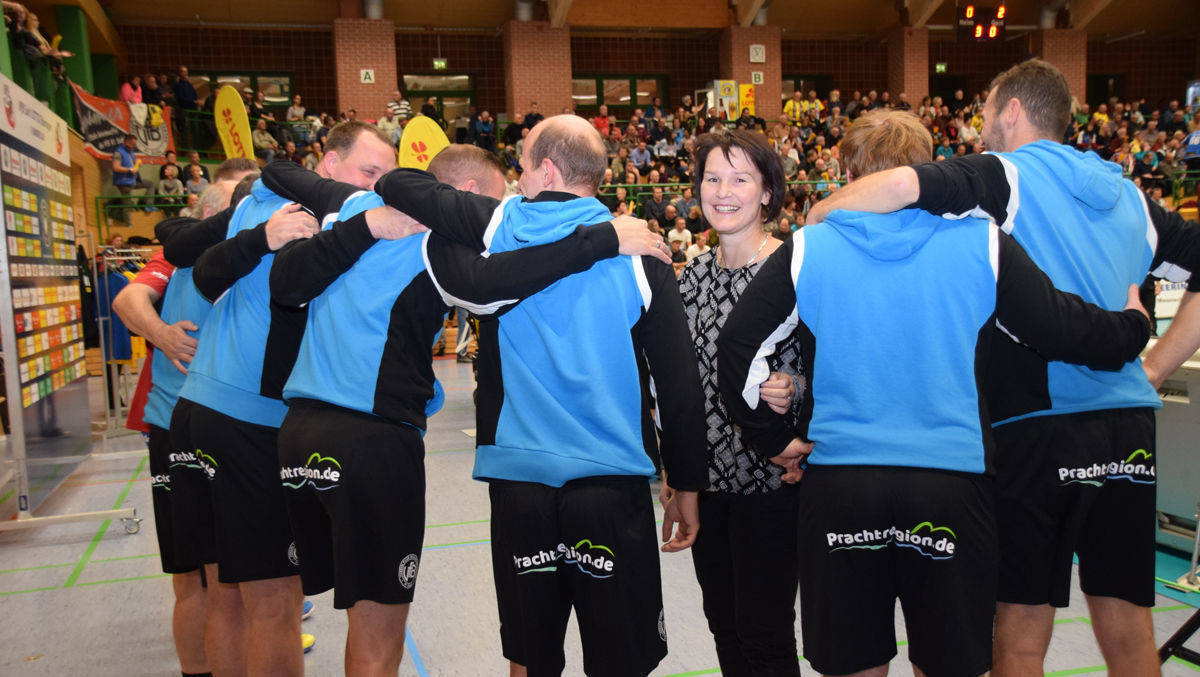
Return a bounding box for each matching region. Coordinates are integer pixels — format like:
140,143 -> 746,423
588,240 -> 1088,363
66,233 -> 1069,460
69,81 -> 173,163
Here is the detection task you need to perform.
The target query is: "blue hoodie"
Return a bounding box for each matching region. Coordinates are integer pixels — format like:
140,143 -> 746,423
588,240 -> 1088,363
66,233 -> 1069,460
796,209 -> 996,472
992,141 -> 1160,422
472,195 -> 655,486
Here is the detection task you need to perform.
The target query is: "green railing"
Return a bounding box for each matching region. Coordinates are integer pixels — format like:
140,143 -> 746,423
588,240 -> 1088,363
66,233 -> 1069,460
94,193 -> 192,241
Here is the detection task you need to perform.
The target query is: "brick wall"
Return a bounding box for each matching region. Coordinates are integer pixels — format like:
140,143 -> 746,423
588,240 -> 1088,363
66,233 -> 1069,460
333,19 -> 397,119
396,33 -> 505,117
1034,29 -> 1086,102
1087,37 -> 1198,106
570,35 -> 718,114
781,39 -> 887,96
887,26 -> 929,103
718,26 -> 782,119
117,25 -> 336,115
503,20 -> 572,118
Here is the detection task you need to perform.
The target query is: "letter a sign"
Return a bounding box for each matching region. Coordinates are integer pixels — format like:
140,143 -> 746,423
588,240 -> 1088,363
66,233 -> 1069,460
360,69 -> 375,84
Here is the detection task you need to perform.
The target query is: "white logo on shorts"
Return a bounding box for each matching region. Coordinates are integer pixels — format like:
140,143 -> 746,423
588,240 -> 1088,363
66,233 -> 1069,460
287,542 -> 299,567
658,609 -> 667,642
399,554 -> 419,590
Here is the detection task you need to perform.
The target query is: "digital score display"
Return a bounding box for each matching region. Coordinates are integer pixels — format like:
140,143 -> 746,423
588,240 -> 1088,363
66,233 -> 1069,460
958,5 -> 1007,42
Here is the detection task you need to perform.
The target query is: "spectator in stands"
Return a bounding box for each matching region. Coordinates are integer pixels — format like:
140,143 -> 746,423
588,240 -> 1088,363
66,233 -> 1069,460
179,192 -> 201,218
386,90 -> 411,123
111,133 -> 141,225
174,66 -> 197,111
119,75 -> 142,103
592,104 -> 611,137
250,90 -> 274,122
253,118 -> 278,164
524,101 -> 543,129
287,95 -> 309,144
158,150 -> 180,182
685,204 -> 705,234
646,97 -> 666,120
643,186 -> 669,228
155,164 -> 184,216
377,108 -> 402,146
420,97 -> 442,126
142,75 -> 163,106
503,114 -> 525,147
276,140 -> 304,165
303,141 -> 322,172
185,151 -> 210,183
674,186 -> 698,216
632,141 -> 653,176
667,216 -> 693,248
184,164 -> 209,195
473,110 -> 496,151
685,234 -> 711,261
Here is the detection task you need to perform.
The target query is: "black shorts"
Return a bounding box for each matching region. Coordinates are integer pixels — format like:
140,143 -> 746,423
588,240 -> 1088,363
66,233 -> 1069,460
489,476 -> 667,677
993,407 -> 1156,608
185,400 -> 298,584
165,400 -> 217,570
147,425 -> 196,574
797,466 -> 997,677
277,400 -> 426,609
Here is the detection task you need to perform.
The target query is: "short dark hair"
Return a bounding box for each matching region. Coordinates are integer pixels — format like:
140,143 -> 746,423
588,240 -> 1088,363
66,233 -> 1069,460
214,157 -> 259,181
989,59 -> 1072,138
691,129 -> 785,222
325,121 -> 391,156
528,117 -> 607,190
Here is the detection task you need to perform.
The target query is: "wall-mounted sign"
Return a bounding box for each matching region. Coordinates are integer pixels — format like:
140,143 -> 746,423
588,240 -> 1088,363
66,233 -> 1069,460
432,58 -> 447,70
749,44 -> 766,63
360,69 -> 375,84
750,71 -> 764,85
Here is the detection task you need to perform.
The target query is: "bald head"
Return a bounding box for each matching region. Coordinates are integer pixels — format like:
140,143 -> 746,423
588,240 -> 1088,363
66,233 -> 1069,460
519,114 -> 607,198
199,180 -> 237,218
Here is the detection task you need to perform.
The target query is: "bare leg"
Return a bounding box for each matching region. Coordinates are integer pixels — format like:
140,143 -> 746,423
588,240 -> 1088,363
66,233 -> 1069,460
172,570 -> 208,674
993,601 -> 1055,677
203,563 -> 247,677
826,664 -> 888,677
1086,595 -> 1160,677
344,600 -> 410,677
240,575 -> 303,676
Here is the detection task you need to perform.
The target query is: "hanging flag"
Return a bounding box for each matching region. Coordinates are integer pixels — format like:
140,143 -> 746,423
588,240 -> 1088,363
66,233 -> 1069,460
69,81 -> 173,163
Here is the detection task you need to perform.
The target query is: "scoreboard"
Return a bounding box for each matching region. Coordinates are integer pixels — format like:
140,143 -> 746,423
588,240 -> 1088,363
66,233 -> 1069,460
958,5 -> 1007,42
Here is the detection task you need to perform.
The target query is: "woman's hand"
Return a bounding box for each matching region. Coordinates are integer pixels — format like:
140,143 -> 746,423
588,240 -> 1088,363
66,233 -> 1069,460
760,371 -> 797,415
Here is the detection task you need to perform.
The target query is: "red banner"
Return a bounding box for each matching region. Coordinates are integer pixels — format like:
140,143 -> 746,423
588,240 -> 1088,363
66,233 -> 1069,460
69,81 -> 174,164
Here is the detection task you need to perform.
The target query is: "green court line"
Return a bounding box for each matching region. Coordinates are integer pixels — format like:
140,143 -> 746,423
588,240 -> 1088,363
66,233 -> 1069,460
425,518 -> 490,529
76,573 -> 171,587
0,562 -> 74,574
0,487 -> 14,508
0,585 -> 58,596
62,457 -> 147,589
91,553 -> 157,563
426,537 -> 492,548
1045,667 -> 1106,676
1170,656 -> 1200,672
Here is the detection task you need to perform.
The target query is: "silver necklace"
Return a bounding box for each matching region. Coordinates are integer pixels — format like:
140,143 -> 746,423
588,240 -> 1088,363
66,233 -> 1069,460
717,234 -> 770,269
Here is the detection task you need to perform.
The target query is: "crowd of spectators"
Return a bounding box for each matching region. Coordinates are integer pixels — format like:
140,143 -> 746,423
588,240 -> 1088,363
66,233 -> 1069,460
111,63 -> 1200,243
3,1 -> 74,84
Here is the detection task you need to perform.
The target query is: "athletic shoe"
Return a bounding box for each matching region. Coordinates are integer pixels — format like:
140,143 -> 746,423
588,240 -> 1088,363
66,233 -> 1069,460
302,633 -> 315,654
301,599 -> 314,620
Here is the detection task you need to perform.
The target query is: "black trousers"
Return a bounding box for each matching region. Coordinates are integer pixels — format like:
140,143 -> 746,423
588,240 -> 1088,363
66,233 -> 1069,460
691,486 -> 802,676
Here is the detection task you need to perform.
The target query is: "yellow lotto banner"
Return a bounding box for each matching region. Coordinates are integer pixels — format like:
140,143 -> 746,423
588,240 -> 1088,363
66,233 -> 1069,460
214,85 -> 254,160
398,115 -> 450,170
738,84 -> 757,117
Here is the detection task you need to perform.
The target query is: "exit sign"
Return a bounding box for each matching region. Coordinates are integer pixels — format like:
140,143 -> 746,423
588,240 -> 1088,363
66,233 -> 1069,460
935,62 -> 948,73
432,57 -> 447,70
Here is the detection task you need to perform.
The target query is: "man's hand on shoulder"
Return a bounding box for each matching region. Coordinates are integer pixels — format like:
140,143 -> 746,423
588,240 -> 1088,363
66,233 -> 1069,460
365,205 -> 429,240
612,214 -> 671,264
265,203 -> 319,250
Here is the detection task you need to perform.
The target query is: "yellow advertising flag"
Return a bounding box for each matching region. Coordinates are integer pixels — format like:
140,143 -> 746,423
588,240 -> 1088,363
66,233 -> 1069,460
738,84 -> 756,117
397,115 -> 450,170
214,85 -> 254,160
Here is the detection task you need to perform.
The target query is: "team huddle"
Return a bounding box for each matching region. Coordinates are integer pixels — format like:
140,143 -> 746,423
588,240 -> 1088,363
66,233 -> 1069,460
117,59 -> 1200,677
